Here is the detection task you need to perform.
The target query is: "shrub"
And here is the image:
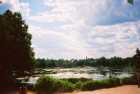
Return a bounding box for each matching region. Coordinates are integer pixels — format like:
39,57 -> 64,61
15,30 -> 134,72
62,78 -> 92,84
81,78 -> 121,91
121,76 -> 137,85
108,77 -> 121,86
81,80 -> 96,90
56,80 -> 74,92
35,76 -> 74,94
35,76 -> 57,94
35,76 -> 136,93
75,81 -> 83,89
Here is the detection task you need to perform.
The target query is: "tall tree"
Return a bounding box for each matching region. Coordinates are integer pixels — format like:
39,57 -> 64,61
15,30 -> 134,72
134,48 -> 140,87
0,10 -> 35,91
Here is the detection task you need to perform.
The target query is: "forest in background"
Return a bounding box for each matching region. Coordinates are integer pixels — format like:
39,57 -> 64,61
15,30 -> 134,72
35,56 -> 135,69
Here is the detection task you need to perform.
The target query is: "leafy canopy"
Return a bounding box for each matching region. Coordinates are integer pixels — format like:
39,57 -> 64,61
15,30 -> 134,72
0,10 -> 35,77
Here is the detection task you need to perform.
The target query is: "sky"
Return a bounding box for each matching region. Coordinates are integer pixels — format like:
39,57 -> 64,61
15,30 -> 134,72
0,0 -> 140,59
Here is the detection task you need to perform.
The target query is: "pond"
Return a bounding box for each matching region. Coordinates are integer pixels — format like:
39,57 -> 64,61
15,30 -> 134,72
26,67 -> 134,84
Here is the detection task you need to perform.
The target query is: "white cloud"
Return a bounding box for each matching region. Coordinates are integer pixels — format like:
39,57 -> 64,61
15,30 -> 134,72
87,21 -> 140,58
2,0 -> 140,59
20,2 -> 31,17
29,20 -> 140,59
0,0 -> 20,11
1,0 -> 31,17
29,26 -> 91,59
26,0 -> 140,59
29,0 -> 112,24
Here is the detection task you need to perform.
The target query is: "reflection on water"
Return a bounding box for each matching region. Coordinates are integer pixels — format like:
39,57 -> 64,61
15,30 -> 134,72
48,72 -> 106,80
28,67 -> 133,84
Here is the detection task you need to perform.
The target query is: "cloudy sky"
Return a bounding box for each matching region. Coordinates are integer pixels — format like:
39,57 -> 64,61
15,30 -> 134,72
0,0 -> 140,59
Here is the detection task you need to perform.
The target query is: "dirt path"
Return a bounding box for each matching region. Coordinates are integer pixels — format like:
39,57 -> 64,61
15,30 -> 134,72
27,85 -> 140,94
64,85 -> 140,94
27,91 -> 35,94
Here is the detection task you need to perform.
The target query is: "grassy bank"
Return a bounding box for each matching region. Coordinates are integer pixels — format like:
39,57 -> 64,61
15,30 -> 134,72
33,76 -> 136,94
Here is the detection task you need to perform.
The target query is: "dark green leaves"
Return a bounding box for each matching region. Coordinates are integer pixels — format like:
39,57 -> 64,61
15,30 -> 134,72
128,0 -> 134,5
0,10 -> 35,77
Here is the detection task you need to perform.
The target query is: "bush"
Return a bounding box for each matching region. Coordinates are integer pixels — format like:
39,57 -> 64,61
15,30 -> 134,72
81,80 -> 108,90
75,81 -> 83,89
56,80 -> 74,92
108,77 -> 121,86
81,80 -> 96,90
35,76 -> 74,94
35,76 -> 136,93
81,78 -> 121,91
121,76 -> 137,85
35,76 -> 57,94
63,78 -> 91,84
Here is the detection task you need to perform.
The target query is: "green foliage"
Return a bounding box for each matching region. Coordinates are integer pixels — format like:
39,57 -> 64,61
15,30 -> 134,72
81,80 -> 97,90
75,81 -> 82,89
35,76 -> 56,94
121,76 -> 137,85
0,10 -> 35,90
108,77 -> 121,86
0,10 -> 35,76
35,76 -> 74,94
57,80 -> 74,92
35,76 -> 136,93
128,0 -> 134,4
35,57 -> 135,70
81,78 -> 120,91
62,78 -> 92,84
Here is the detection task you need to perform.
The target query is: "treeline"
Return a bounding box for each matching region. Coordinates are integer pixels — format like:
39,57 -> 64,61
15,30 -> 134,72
34,56 -> 135,69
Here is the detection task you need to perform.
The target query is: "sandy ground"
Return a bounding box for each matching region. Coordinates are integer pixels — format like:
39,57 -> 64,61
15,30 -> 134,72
27,91 -> 35,94
64,85 -> 140,94
27,85 -> 140,94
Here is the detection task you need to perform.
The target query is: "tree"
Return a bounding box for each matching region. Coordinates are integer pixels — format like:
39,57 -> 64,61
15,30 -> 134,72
134,48 -> 140,70
133,48 -> 140,87
128,0 -> 134,5
0,10 -> 35,91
